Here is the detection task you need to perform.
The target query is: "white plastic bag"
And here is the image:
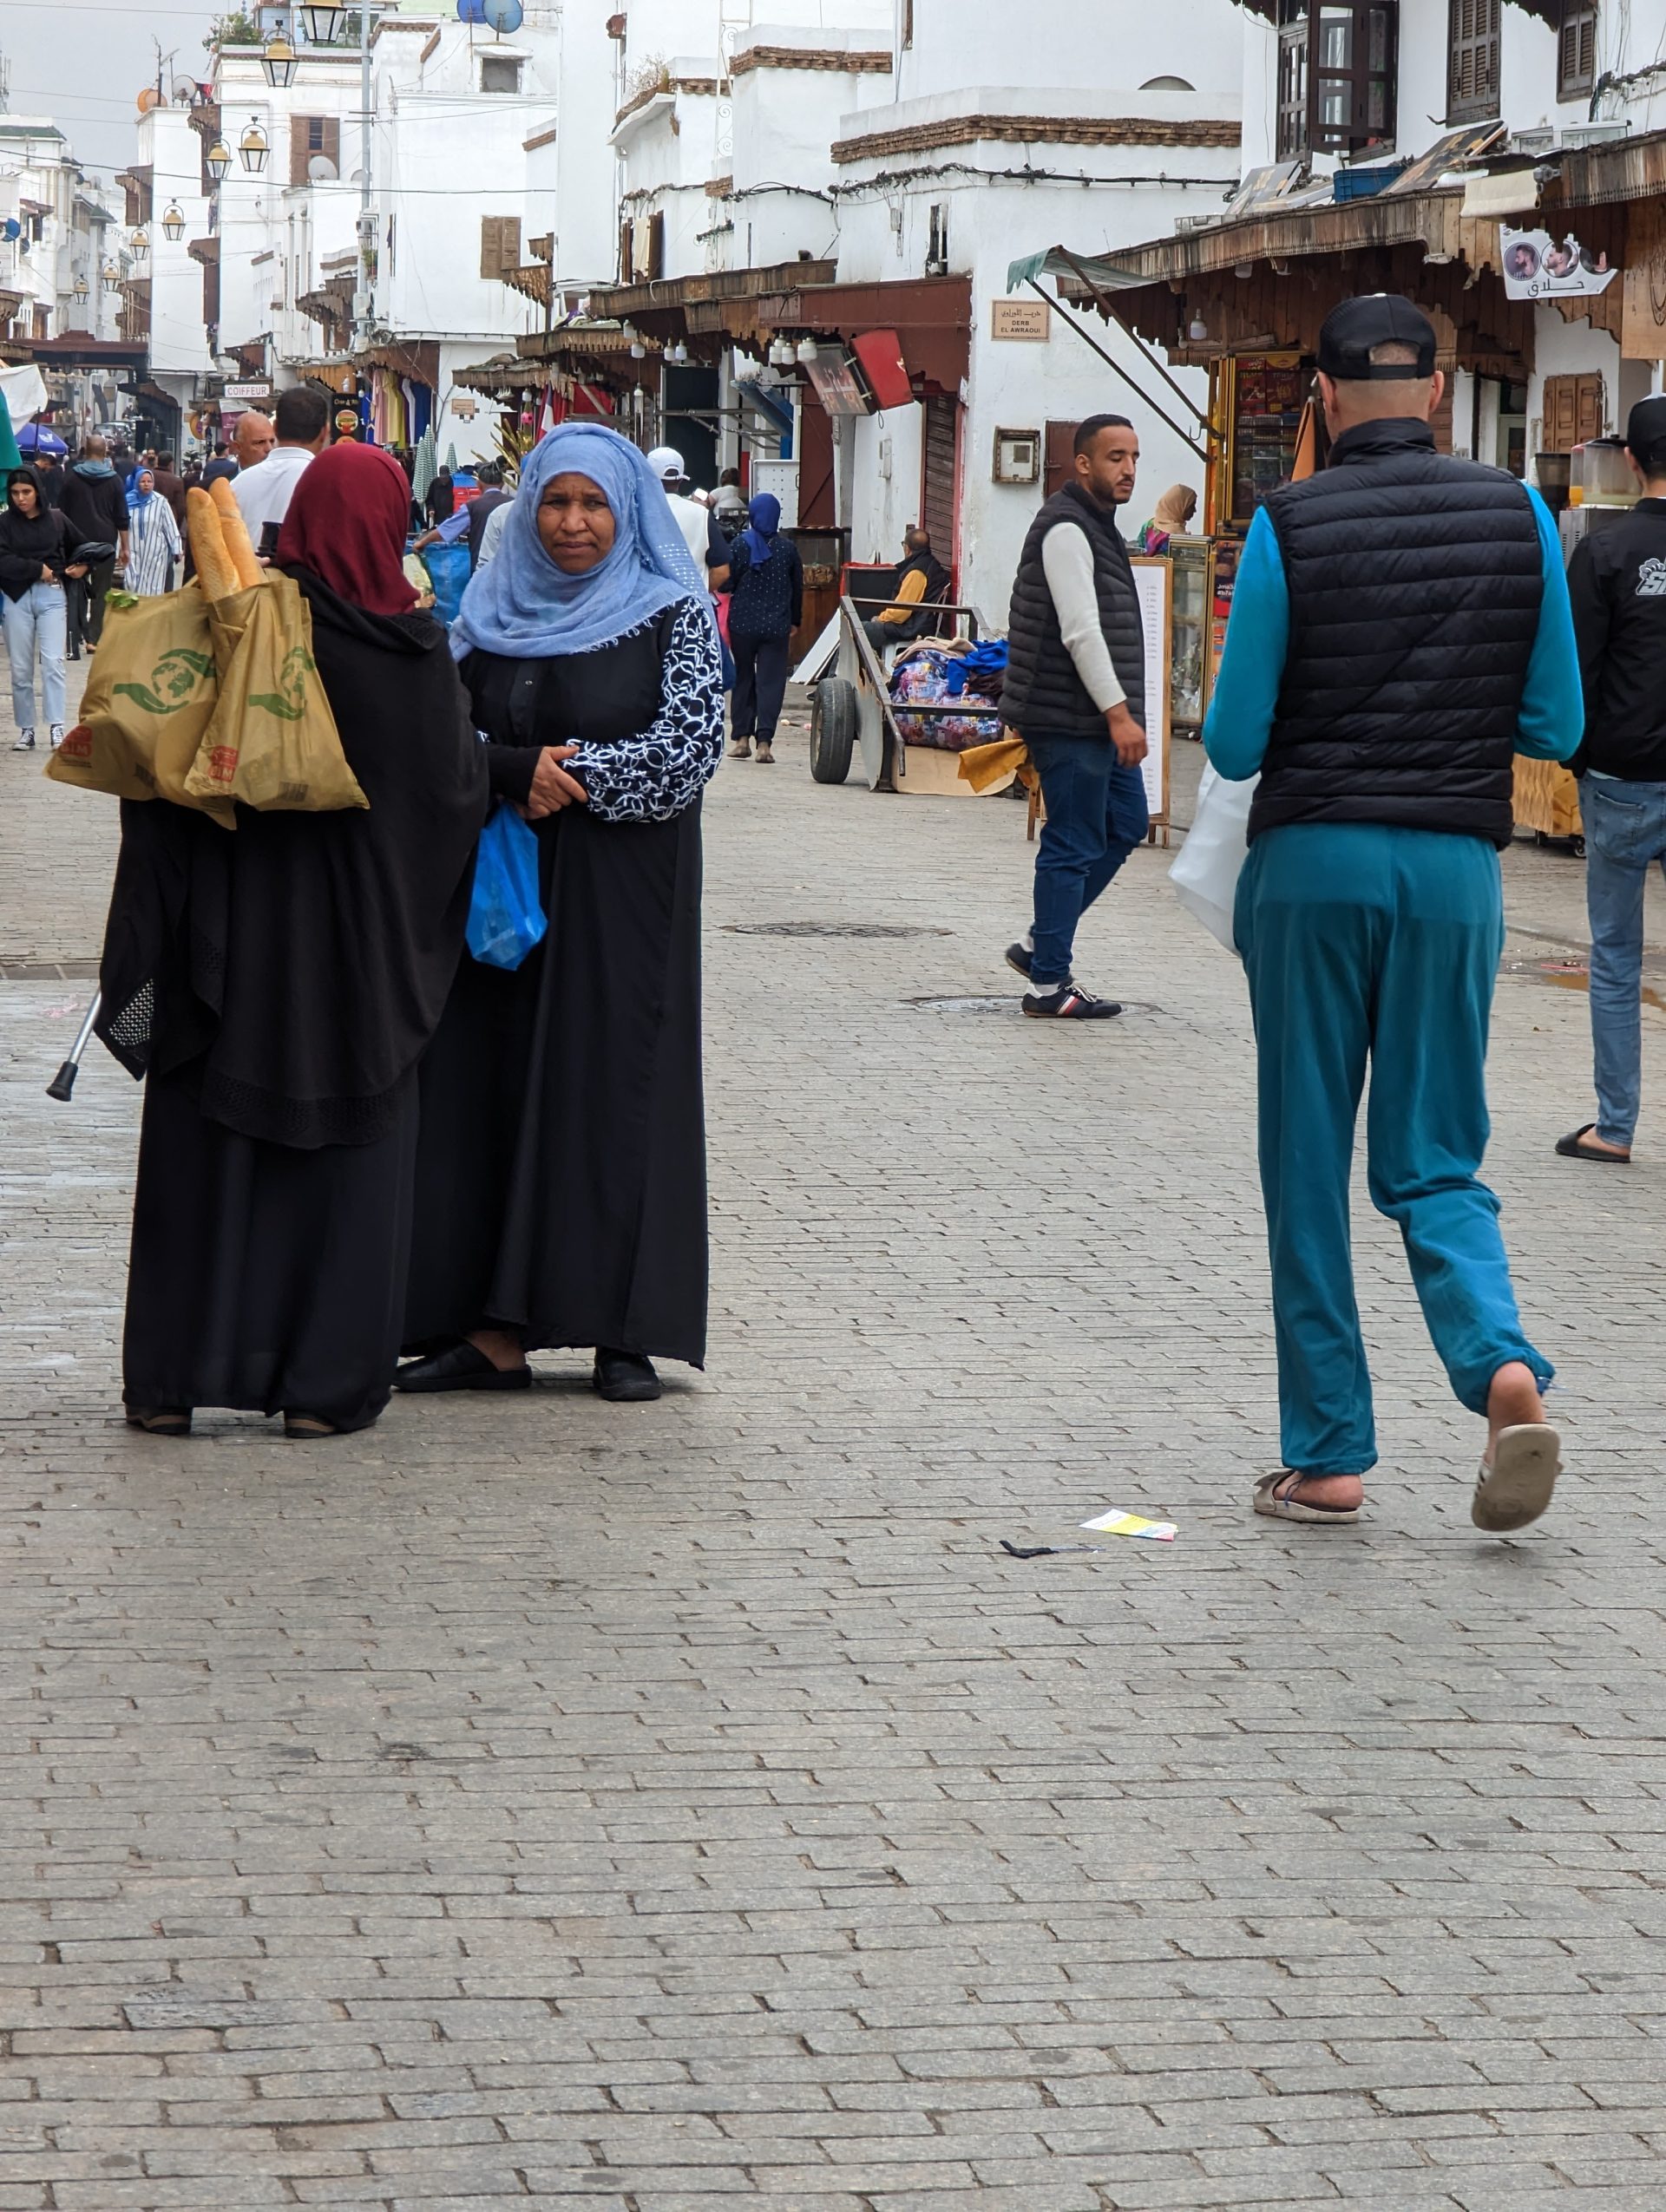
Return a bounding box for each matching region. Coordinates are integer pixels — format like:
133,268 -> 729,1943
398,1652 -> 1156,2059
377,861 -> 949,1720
1169,765 -> 1257,952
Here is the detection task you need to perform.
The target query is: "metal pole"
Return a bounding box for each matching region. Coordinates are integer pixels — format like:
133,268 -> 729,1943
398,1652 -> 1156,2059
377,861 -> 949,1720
352,1 -> 375,355
1026,278 -> 1210,462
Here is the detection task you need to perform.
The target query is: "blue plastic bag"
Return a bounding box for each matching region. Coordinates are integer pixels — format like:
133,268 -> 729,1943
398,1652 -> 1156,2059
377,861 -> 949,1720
422,542 -> 471,630
466,802 -> 548,971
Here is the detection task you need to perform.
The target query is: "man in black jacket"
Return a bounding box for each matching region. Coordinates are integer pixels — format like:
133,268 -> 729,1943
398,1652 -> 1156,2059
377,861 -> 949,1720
1203,295 -> 1583,1534
1558,395 -> 1666,1168
999,415 -> 1149,1019
56,434 -> 129,654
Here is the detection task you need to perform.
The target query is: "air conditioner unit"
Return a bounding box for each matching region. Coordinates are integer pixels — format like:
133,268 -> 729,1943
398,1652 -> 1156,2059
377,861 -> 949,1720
1509,127 -> 1555,157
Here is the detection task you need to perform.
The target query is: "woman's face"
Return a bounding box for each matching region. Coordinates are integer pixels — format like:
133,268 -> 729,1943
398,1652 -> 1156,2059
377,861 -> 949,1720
536,473 -> 616,573
137,470 -> 154,496
9,477 -> 39,517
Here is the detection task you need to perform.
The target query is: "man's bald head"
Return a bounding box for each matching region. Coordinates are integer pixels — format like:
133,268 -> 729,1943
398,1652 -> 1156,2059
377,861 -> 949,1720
233,411 -> 275,468
82,433 -> 108,460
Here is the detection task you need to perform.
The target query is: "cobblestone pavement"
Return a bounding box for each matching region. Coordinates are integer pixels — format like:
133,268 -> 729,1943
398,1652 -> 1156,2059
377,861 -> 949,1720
3,664 -> 1666,2211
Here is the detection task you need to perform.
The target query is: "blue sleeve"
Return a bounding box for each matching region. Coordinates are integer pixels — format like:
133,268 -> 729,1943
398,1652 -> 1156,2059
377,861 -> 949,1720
437,506 -> 471,545
1201,507 -> 1289,781
1513,486 -> 1584,762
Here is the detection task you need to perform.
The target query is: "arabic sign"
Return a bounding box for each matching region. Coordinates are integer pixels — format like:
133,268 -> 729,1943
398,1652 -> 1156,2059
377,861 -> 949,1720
803,351 -> 873,419
1500,226 -> 1619,301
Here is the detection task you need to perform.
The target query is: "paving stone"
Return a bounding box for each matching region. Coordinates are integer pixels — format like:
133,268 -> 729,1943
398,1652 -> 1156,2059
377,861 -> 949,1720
6,701 -> 1666,2204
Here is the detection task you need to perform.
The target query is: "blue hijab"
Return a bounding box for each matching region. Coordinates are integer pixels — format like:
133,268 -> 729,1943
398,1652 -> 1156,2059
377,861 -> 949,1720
739,491 -> 780,571
450,424 -> 711,662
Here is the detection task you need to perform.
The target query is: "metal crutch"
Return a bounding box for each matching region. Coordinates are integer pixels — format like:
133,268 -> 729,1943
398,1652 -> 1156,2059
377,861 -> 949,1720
46,991 -> 102,1102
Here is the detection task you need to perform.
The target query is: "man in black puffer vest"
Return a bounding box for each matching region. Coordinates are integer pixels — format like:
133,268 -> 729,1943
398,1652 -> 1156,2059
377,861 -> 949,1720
1201,295 -> 1584,1535
1000,414 -> 1150,1018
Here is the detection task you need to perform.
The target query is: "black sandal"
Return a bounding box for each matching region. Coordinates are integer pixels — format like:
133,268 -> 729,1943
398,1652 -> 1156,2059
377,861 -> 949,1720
126,1408 -> 192,1436
283,1412 -> 338,1438
1555,1122 -> 1631,1164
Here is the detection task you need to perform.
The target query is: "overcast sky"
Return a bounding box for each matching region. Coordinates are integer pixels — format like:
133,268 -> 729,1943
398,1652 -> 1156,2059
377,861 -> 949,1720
2,0 -> 225,187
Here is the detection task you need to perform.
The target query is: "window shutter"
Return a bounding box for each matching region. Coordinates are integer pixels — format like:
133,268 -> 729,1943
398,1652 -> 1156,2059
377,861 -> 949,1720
646,211 -> 666,280
1557,1 -> 1597,98
619,219 -> 633,282
291,120 -> 313,186
322,116 -> 341,171
479,214 -> 502,279
1448,0 -> 1499,120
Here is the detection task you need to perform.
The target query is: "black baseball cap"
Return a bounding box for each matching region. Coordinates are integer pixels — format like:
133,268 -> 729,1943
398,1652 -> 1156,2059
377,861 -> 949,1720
1625,394 -> 1666,455
1316,293 -> 1438,380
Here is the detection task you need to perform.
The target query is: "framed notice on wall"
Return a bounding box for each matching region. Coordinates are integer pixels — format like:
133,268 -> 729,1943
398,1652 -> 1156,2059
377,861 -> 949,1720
1129,557 -> 1171,836
990,298 -> 1050,341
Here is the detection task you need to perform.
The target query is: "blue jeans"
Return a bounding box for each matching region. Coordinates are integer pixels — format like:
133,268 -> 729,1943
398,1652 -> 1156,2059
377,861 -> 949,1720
2,579 -> 68,730
1582,775 -> 1666,1149
1026,731 -> 1149,985
1236,823 -> 1551,1477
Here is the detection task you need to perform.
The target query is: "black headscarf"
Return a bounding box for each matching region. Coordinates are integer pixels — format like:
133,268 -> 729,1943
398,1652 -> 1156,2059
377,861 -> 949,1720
0,468 -> 68,601
96,573 -> 490,1149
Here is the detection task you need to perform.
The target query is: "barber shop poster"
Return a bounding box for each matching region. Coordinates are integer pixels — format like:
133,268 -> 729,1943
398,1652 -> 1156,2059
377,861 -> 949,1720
1500,225 -> 1618,302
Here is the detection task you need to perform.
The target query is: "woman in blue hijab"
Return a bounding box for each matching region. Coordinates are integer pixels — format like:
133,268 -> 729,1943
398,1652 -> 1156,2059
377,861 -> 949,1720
397,424 -> 725,1407
724,490 -> 803,763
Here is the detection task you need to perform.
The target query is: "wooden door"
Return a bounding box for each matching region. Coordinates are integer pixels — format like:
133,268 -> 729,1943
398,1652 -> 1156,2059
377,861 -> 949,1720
921,396 -> 960,576
1541,371 -> 1604,453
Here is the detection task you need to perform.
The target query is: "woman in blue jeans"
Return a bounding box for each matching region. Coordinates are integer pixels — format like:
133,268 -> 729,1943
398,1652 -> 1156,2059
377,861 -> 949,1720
725,494 -> 803,763
0,467 -> 84,751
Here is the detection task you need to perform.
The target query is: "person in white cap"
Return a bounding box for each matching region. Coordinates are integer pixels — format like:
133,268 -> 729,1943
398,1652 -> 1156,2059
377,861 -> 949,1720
646,445 -> 729,588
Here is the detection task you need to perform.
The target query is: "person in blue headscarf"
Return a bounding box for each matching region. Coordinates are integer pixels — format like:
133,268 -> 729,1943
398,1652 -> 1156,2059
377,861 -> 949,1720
397,424 -> 726,1408
723,491 -> 803,762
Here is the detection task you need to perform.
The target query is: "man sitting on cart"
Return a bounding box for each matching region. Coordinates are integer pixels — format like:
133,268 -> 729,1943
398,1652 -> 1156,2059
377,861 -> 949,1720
862,527 -> 949,659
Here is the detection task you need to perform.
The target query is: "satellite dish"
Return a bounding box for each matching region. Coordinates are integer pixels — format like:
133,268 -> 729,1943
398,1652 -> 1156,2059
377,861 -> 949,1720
1,218 -> 19,241
173,78 -> 200,104
456,0 -> 487,19
308,154 -> 339,180
482,0 -> 523,29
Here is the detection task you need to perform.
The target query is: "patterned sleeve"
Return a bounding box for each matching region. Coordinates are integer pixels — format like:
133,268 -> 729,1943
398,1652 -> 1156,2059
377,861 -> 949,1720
567,596 -> 726,825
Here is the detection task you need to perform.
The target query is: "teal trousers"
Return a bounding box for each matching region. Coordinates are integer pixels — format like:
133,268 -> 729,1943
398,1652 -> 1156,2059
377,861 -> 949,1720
1234,823 -> 1551,1477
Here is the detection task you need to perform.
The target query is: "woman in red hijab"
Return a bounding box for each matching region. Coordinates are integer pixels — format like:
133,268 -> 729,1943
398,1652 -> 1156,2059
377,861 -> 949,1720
98,436 -> 489,1440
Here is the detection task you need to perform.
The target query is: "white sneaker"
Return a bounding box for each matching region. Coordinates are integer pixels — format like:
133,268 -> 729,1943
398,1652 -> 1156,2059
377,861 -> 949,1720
49,724 -> 64,750
11,728 -> 35,751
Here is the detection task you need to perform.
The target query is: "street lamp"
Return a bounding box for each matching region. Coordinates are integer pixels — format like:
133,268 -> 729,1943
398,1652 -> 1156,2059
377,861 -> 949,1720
206,137 -> 232,182
261,34 -> 299,88
239,120 -> 271,175
130,225 -> 150,258
72,274 -> 89,303
297,3 -> 347,43
161,202 -> 186,242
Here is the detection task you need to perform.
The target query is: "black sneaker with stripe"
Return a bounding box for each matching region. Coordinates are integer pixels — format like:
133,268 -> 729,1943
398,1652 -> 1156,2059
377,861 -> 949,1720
1021,982 -> 1122,1020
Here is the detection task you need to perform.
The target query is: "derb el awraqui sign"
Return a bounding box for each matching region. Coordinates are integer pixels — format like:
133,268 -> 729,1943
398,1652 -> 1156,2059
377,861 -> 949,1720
1500,226 -> 1619,302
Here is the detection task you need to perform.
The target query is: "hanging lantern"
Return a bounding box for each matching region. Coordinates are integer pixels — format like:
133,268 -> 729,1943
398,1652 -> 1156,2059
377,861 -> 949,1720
72,273 -> 89,302
161,202 -> 186,242
130,225 -> 150,257
207,137 -> 232,181
239,119 -> 271,174
297,2 -> 347,43
261,34 -> 299,88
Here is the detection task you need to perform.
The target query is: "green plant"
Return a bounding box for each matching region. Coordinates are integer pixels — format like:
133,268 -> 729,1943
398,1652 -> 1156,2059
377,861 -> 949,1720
204,10 -> 260,49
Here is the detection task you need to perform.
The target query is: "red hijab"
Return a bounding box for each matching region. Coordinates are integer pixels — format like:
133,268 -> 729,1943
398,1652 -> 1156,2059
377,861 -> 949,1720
275,439 -> 416,617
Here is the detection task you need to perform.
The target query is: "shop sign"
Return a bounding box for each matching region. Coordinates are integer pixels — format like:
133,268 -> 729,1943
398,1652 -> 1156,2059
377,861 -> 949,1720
223,380 -> 272,401
1500,226 -> 1618,302
991,298 -> 1050,342
803,350 -> 874,418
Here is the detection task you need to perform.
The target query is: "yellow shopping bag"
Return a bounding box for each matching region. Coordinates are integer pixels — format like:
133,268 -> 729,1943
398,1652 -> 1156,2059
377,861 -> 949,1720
181,573 -> 368,813
45,584 -> 234,828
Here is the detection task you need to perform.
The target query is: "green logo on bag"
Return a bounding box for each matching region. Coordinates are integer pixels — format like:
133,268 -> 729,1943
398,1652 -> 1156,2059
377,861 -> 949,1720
248,645 -> 317,723
112,646 -> 215,716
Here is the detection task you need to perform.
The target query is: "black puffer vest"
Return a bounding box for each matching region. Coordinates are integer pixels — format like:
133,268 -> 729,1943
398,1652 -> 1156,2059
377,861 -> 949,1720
1001,483 -> 1145,739
1250,418 -> 1543,847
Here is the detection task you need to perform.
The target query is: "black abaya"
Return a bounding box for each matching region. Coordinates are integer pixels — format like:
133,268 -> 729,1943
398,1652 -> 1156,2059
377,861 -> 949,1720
403,609 -> 723,1367
98,576 -> 489,1422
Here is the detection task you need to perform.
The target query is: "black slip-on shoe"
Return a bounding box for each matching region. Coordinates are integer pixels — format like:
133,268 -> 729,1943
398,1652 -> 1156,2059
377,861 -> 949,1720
593,1348 -> 662,1403
1022,983 -> 1122,1020
392,1342 -> 531,1392
1004,939 -> 1034,979
1555,1122 -> 1631,1164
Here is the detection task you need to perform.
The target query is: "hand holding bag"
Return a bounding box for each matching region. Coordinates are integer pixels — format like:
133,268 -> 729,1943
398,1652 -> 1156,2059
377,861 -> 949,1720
1169,765 -> 1258,952
466,802 -> 548,971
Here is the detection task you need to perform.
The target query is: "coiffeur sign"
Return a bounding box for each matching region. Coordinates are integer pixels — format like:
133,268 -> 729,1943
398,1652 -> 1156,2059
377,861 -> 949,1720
1500,226 -> 1619,302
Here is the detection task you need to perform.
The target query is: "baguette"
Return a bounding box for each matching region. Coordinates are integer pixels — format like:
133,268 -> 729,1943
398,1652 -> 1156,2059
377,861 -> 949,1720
185,487 -> 239,603
208,474 -> 264,590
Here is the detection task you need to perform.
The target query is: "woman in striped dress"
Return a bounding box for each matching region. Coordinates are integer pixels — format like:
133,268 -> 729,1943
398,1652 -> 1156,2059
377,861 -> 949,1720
122,469 -> 182,596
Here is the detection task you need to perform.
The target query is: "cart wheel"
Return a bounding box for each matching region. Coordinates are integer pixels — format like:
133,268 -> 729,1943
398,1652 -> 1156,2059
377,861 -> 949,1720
1571,835 -> 1586,860
810,677 -> 858,784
